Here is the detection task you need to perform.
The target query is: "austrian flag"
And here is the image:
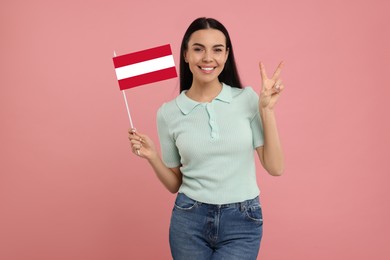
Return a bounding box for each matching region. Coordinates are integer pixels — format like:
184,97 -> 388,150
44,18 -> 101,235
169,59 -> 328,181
113,44 -> 177,90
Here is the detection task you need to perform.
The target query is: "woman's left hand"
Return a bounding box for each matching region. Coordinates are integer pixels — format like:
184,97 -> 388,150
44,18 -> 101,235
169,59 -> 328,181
259,61 -> 285,110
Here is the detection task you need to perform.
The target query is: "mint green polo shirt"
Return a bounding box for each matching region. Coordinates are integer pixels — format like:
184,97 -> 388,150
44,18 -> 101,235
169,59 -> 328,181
156,83 -> 264,204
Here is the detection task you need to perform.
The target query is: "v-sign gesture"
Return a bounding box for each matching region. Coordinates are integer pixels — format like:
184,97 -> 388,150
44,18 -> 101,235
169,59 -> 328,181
259,61 -> 285,110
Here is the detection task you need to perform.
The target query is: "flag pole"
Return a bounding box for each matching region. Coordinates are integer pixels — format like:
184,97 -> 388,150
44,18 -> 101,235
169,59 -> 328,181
114,51 -> 134,129
122,90 -> 134,129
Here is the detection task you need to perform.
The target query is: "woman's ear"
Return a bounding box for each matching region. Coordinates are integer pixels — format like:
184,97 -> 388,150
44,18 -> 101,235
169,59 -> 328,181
183,51 -> 188,63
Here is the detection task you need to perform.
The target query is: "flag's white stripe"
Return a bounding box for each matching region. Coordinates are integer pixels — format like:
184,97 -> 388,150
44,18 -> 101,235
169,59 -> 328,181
115,55 -> 175,80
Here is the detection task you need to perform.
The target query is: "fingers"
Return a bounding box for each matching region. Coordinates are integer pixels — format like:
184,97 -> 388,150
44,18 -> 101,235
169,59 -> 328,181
263,79 -> 284,98
128,128 -> 144,156
259,62 -> 285,109
278,84 -> 285,93
128,128 -> 138,136
260,61 -> 285,93
259,61 -> 284,81
128,128 -> 143,141
272,61 -> 284,81
259,62 -> 268,81
131,145 -> 141,155
272,80 -> 285,95
274,79 -> 282,92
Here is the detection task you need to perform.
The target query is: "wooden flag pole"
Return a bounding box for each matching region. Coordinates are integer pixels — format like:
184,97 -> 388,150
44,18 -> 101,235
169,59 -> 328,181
114,51 -> 134,129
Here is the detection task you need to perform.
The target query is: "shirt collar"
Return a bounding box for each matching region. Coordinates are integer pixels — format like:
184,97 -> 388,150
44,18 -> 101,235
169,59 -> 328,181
176,83 -> 233,115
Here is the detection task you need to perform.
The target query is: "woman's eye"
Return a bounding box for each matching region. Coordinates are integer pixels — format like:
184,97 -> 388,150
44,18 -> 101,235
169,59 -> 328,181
194,48 -> 203,52
214,48 -> 223,52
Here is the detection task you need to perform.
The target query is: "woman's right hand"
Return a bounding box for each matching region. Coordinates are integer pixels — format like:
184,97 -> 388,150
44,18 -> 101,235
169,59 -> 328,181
128,128 -> 157,161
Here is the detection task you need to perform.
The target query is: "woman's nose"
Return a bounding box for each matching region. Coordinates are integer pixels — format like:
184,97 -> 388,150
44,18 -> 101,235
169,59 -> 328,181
202,51 -> 213,62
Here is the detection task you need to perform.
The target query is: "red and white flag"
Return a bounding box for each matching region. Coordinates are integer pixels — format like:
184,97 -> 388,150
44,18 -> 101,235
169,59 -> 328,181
113,44 -> 177,90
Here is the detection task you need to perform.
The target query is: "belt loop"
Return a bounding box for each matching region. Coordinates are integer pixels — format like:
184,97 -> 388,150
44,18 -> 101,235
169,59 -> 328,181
240,201 -> 245,212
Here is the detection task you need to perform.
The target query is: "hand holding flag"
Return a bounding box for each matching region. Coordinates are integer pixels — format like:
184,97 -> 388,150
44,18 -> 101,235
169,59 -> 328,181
128,128 -> 157,159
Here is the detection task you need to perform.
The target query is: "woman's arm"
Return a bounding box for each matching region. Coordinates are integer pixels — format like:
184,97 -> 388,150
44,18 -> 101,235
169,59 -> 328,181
147,157 -> 182,193
256,108 -> 284,176
129,129 -> 182,193
256,61 -> 285,176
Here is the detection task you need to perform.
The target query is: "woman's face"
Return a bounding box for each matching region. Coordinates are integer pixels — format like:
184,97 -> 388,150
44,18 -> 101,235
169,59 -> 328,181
184,29 -> 229,85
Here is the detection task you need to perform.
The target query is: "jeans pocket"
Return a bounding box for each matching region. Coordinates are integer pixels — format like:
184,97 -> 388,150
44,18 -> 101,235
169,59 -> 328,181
174,193 -> 199,211
244,198 -> 263,223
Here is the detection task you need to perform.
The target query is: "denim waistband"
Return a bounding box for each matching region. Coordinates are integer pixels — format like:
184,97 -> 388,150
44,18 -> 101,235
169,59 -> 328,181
196,196 -> 259,210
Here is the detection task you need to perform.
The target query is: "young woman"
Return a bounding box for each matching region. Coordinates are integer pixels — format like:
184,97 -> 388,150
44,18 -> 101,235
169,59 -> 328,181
129,17 -> 284,260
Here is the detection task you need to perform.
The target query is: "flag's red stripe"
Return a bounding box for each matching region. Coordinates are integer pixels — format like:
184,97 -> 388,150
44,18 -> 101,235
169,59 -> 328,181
118,67 -> 177,90
113,44 -> 172,68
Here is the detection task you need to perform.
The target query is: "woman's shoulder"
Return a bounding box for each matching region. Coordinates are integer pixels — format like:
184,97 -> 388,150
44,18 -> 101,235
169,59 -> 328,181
157,95 -> 181,118
226,83 -> 258,100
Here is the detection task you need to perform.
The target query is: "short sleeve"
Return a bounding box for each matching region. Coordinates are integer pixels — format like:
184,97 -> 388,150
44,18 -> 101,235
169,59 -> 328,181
247,88 -> 264,148
251,111 -> 264,148
156,106 -> 181,168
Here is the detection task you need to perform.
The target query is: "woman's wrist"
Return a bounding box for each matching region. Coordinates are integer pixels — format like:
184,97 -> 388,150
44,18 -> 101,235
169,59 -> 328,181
259,105 -> 275,116
146,152 -> 161,164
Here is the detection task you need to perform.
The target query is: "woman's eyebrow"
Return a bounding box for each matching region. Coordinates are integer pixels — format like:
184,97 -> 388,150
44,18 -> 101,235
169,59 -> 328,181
191,43 -> 226,48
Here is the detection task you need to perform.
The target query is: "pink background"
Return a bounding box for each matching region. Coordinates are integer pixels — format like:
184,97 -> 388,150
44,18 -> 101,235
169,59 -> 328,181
1,0 -> 389,259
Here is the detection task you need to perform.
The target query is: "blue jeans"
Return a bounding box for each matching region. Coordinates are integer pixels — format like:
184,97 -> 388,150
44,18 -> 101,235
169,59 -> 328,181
169,193 -> 263,260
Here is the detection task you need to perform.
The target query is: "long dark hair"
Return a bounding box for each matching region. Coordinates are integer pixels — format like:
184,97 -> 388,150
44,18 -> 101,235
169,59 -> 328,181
179,17 -> 242,92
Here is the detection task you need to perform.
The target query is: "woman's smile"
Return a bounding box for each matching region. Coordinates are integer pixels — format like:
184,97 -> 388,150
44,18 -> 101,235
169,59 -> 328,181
198,66 -> 216,73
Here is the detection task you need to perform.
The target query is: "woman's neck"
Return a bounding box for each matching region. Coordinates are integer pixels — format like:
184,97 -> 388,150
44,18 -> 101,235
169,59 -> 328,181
186,80 -> 223,103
